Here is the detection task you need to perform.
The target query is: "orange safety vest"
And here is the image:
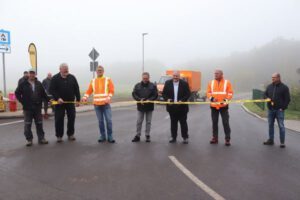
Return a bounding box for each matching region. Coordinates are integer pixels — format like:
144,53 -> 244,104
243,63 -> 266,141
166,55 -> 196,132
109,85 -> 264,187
206,78 -> 233,109
84,76 -> 114,105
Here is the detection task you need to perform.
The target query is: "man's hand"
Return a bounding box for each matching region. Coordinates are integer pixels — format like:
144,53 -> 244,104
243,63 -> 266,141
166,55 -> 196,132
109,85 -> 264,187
75,102 -> 80,107
58,98 -> 64,104
81,97 -> 88,103
223,99 -> 229,104
105,97 -> 111,104
140,98 -> 145,105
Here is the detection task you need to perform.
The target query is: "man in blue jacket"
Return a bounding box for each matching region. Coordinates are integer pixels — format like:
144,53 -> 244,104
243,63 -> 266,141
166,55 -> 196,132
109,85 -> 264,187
264,73 -> 290,148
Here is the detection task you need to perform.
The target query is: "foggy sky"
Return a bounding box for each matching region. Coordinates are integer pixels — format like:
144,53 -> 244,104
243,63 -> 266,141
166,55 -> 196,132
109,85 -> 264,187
1,0 -> 300,90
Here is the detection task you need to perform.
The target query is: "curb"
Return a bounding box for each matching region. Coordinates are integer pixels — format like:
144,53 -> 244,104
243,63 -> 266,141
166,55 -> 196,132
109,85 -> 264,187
0,102 -> 136,120
241,104 -> 300,133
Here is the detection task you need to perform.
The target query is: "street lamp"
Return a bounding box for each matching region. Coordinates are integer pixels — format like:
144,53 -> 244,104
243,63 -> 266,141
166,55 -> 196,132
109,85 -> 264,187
142,33 -> 148,73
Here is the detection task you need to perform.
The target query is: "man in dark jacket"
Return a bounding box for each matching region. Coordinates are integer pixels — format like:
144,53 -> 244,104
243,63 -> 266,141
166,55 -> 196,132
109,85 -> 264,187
49,63 -> 81,143
132,72 -> 158,142
162,71 -> 191,144
42,72 -> 52,119
264,73 -> 290,148
15,68 -> 49,146
18,71 -> 29,86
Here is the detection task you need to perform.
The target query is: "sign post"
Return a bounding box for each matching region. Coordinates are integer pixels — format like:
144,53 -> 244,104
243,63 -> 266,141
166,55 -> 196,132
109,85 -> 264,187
89,48 -> 99,78
0,29 -> 11,97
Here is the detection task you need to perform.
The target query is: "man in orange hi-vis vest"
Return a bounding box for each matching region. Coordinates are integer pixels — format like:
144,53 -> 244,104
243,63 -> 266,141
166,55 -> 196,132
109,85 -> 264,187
206,69 -> 233,146
82,66 -> 115,143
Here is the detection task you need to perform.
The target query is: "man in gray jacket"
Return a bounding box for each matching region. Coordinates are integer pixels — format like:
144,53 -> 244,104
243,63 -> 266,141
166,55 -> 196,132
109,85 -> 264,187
132,72 -> 158,142
42,72 -> 52,119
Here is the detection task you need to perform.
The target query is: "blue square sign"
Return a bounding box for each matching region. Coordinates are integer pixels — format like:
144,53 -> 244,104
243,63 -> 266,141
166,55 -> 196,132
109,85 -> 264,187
0,29 -> 11,45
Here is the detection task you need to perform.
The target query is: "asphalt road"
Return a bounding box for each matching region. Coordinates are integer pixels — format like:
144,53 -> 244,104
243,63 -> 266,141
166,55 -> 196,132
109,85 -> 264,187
0,104 -> 299,200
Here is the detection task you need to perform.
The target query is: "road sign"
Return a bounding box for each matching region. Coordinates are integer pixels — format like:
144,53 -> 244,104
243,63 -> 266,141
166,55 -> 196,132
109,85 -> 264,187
0,44 -> 11,53
90,61 -> 98,72
0,30 -> 11,45
89,48 -> 99,61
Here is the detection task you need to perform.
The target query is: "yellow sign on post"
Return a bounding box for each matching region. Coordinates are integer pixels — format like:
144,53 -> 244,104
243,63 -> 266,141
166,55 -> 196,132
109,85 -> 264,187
28,43 -> 37,74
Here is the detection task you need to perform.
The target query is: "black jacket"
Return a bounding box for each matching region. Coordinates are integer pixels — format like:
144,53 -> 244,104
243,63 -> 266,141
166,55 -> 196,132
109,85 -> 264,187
132,81 -> 158,112
49,73 -> 81,101
18,76 -> 28,86
15,79 -> 49,110
42,78 -> 52,94
265,82 -> 290,110
162,79 -> 191,113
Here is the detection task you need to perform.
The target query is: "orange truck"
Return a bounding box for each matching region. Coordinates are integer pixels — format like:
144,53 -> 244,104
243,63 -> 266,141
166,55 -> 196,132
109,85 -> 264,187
156,70 -> 205,101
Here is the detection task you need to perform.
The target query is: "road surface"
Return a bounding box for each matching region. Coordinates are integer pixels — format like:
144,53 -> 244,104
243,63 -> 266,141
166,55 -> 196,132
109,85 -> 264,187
0,104 -> 299,200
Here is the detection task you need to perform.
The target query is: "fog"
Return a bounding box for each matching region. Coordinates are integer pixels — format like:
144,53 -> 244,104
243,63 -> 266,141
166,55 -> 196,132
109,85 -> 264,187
1,0 -> 300,92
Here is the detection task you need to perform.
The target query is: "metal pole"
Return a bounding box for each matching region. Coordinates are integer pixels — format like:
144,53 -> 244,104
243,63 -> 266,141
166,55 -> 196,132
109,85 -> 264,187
2,53 -> 6,97
142,34 -> 144,73
93,61 -> 95,78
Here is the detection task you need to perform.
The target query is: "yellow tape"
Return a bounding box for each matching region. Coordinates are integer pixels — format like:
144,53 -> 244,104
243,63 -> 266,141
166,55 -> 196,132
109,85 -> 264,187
51,99 -> 270,105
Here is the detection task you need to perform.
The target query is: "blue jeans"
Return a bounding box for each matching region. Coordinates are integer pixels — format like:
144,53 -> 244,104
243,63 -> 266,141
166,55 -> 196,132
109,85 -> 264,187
268,109 -> 285,143
94,104 -> 113,140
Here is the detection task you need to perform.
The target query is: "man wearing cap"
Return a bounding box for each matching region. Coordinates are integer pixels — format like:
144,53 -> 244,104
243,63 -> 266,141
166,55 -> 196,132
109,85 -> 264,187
15,68 -> 50,146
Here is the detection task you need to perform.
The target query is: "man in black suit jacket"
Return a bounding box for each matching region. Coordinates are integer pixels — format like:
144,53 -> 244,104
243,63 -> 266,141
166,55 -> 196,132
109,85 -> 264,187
162,71 -> 191,144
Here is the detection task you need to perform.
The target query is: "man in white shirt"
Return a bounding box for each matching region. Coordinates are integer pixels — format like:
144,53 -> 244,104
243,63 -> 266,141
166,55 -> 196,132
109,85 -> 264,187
162,71 -> 191,144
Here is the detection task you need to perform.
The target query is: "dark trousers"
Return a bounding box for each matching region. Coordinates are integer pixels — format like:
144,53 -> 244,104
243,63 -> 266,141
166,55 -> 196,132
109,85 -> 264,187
211,106 -> 231,140
43,95 -> 54,114
54,104 -> 76,138
24,106 -> 45,141
169,110 -> 188,139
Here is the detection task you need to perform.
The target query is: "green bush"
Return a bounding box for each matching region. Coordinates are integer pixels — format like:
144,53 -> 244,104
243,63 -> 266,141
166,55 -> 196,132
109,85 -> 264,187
289,86 -> 300,111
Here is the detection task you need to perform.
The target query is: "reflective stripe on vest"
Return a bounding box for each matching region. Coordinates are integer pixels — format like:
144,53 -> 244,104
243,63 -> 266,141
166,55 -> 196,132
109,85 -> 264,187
211,80 -> 228,94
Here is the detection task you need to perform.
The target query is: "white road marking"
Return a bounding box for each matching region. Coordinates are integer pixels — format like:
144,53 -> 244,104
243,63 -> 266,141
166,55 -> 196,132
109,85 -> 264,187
169,155 -> 226,200
0,120 -> 24,127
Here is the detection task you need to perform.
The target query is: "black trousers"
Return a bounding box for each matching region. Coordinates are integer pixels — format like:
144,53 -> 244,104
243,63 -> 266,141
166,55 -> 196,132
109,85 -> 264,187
43,95 -> 54,114
54,104 -> 76,137
169,110 -> 188,139
24,106 -> 45,141
211,106 -> 231,139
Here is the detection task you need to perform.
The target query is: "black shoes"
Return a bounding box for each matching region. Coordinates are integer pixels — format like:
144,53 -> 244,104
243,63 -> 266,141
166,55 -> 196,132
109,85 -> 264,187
108,139 -> 115,143
280,144 -> 286,148
132,135 -> 151,142
98,138 -> 106,143
225,139 -> 231,146
169,138 -> 177,143
146,136 -> 151,143
210,137 -> 218,144
132,136 -> 140,142
263,139 -> 274,145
